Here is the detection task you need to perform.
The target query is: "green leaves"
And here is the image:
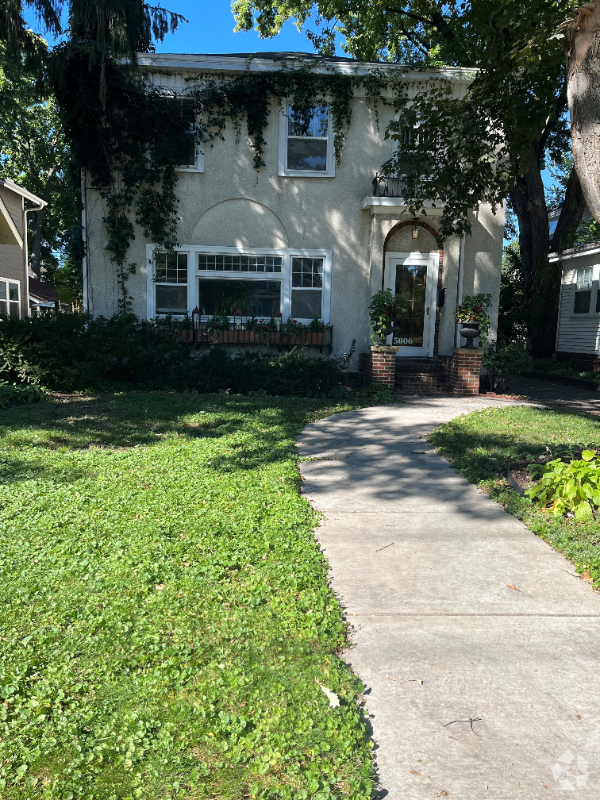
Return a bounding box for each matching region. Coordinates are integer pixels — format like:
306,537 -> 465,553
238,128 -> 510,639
526,453 -> 600,519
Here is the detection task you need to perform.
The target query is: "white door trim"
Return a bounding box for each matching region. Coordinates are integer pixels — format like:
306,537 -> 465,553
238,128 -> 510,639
385,251 -> 439,358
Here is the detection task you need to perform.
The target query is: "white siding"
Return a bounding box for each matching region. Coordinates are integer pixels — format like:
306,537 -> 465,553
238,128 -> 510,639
556,259 -> 600,354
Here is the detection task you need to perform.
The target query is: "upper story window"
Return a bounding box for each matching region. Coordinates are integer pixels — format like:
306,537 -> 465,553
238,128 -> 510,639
154,251 -> 188,314
574,266 -> 593,314
393,123 -> 435,178
279,104 -> 335,178
175,121 -> 204,172
0,279 -> 19,318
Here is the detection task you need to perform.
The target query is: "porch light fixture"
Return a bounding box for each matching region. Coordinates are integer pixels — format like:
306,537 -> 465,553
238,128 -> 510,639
412,221 -> 420,240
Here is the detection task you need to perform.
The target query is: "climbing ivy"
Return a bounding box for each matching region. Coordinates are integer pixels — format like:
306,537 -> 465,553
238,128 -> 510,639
50,44 -> 403,294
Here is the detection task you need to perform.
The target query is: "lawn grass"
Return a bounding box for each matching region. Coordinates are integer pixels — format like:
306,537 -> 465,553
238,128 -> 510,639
428,404 -> 600,585
0,393 -> 375,800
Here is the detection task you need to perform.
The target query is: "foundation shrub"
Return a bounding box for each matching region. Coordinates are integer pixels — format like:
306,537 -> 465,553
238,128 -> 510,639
0,313 -> 346,395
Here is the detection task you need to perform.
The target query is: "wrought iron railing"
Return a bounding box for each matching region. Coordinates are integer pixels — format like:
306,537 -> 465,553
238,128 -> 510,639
154,320 -> 333,353
372,173 -> 406,198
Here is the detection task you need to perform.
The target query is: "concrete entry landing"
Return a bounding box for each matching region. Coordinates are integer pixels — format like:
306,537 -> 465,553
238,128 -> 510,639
298,398 -> 600,800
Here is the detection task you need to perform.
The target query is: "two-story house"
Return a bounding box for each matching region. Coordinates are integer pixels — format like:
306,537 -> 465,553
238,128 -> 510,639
0,178 -> 47,318
82,52 -> 505,374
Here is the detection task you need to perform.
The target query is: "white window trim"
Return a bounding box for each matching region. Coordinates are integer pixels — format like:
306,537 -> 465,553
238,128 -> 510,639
571,264 -> 600,317
146,244 -> 331,324
0,278 -> 21,318
278,102 -> 335,178
174,143 -> 204,173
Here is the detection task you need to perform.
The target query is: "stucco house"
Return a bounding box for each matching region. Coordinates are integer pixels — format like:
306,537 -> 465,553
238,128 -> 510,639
82,52 -> 505,384
0,178 -> 46,318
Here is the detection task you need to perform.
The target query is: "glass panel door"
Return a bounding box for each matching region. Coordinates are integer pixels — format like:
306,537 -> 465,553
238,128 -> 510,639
392,263 -> 427,348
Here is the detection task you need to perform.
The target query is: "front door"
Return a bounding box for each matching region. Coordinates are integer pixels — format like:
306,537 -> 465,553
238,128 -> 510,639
385,252 -> 439,357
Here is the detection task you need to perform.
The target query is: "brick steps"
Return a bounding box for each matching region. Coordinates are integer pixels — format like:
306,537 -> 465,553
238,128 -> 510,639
395,358 -> 450,395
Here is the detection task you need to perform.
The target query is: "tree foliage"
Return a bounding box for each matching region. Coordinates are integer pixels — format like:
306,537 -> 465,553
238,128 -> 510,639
0,49 -> 80,298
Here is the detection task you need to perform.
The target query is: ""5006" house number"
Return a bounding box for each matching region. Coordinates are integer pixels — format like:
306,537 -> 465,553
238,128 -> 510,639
396,337 -> 413,345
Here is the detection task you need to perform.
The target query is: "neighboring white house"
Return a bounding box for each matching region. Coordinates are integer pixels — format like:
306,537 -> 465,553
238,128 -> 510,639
0,178 -> 47,318
82,52 -> 505,364
552,239 -> 600,370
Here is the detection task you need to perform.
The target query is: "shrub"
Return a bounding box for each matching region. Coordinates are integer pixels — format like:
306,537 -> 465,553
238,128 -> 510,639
354,383 -> 395,404
0,313 -> 347,396
0,381 -> 45,408
482,339 -> 533,392
526,450 -> 600,520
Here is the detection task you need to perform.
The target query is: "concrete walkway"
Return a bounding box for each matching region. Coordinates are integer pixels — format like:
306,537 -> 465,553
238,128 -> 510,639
298,397 -> 600,800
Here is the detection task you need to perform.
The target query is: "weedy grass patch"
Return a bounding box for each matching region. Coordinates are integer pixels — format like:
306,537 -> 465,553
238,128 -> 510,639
428,405 -> 600,586
0,393 -> 375,800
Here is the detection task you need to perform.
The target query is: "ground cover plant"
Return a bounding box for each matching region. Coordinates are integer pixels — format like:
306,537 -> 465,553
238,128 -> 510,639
428,405 -> 600,587
0,393 -> 375,799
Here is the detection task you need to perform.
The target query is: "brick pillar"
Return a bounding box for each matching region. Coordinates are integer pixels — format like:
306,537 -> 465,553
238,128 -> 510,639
450,347 -> 483,395
362,345 -> 398,388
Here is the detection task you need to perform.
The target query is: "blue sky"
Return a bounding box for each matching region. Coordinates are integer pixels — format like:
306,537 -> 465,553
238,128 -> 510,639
24,0 -> 327,56
152,0 -> 322,55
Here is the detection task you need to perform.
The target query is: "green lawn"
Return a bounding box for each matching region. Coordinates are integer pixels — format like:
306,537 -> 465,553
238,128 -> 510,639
429,404 -> 600,584
0,393 -> 375,800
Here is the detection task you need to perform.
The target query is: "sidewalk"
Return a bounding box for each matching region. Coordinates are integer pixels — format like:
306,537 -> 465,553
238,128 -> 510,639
508,374 -> 600,417
299,397 -> 600,800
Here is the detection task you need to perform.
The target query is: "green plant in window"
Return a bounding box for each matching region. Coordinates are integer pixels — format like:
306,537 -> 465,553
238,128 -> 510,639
205,312 -> 230,343
308,317 -> 325,333
526,450 -> 600,520
283,317 -> 306,335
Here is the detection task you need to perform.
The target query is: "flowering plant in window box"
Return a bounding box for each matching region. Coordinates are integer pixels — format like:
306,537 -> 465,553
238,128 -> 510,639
203,312 -> 230,344
281,317 -> 326,346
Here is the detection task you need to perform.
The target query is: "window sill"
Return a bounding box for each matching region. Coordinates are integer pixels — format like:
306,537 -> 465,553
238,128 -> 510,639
175,167 -> 204,173
278,170 -> 335,179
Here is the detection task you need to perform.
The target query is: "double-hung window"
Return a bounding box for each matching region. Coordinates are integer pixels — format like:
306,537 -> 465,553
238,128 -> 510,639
574,267 -> 593,314
279,104 -> 334,177
0,279 -> 20,317
154,252 -> 188,314
291,257 -> 323,319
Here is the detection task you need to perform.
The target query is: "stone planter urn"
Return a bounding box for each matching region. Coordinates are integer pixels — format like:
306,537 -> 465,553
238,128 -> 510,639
459,322 -> 481,349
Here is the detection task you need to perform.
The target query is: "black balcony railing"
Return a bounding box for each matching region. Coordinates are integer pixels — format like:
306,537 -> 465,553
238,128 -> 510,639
372,173 -> 406,198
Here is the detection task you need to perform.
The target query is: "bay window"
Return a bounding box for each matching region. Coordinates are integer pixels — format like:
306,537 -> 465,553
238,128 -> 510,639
148,246 -> 331,323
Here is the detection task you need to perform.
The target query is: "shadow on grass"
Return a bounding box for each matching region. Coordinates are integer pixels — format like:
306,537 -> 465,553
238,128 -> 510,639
0,393 -> 341,476
429,405 -> 600,483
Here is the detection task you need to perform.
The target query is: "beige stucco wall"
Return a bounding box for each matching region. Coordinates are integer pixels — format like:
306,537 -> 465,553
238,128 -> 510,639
84,71 -> 505,361
0,185 -> 27,317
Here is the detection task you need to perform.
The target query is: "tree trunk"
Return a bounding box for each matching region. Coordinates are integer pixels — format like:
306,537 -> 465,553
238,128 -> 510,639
562,3 -> 600,223
29,168 -> 56,278
551,165 -> 588,251
509,149 -> 559,358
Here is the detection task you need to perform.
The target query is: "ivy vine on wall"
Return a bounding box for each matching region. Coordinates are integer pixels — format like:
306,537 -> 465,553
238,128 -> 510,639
50,44 -> 405,307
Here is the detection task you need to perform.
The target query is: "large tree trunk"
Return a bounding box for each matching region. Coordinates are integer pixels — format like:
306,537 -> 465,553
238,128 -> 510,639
562,3 -> 600,223
509,148 -> 561,357
551,165 -> 588,251
29,168 -> 56,278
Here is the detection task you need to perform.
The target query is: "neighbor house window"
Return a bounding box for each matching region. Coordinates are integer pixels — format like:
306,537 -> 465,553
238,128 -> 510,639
0,280 -> 19,317
279,105 -> 334,177
154,252 -> 188,314
291,257 -> 323,319
574,267 -> 593,314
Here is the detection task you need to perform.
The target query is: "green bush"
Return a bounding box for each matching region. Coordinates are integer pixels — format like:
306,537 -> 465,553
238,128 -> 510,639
0,313 -> 347,396
482,339 -> 533,392
0,381 -> 44,408
354,383 -> 395,404
526,451 -> 600,520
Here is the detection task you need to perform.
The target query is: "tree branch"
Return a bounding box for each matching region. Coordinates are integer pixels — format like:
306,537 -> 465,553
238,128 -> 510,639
382,5 -> 454,39
551,166 -> 587,252
538,85 -> 568,156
